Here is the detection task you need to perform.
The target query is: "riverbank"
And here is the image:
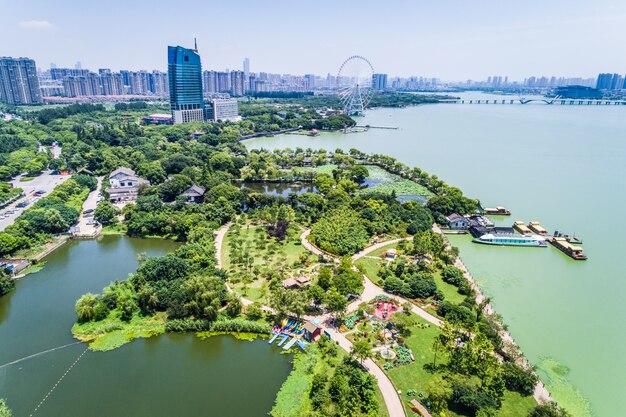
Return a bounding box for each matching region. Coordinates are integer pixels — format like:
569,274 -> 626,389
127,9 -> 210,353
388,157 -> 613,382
242,100 -> 622,416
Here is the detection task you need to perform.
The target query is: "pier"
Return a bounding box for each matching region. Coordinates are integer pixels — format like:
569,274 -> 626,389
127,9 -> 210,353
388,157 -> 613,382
355,125 -> 399,130
439,98 -> 626,106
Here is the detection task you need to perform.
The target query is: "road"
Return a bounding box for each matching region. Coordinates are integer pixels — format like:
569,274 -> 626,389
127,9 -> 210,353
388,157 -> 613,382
0,172 -> 71,232
73,177 -> 104,238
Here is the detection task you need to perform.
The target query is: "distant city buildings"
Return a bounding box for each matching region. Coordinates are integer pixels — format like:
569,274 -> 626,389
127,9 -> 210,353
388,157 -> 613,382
372,73 -> 388,90
0,57 -> 43,105
168,44 -> 205,124
596,73 -> 626,91
48,70 -> 168,98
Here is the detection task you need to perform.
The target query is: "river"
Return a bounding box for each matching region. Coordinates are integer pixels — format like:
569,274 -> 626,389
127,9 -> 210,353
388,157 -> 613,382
244,92 -> 626,417
0,236 -> 292,416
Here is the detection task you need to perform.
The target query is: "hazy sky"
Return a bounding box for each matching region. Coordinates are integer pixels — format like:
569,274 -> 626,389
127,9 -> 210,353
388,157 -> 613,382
2,0 -> 626,80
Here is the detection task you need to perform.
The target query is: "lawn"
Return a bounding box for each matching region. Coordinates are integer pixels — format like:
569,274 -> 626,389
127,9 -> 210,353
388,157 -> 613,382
381,313 -> 536,417
222,223 -> 307,270
433,271 -> 466,305
222,221 -> 313,304
356,243 -> 399,285
356,256 -> 384,284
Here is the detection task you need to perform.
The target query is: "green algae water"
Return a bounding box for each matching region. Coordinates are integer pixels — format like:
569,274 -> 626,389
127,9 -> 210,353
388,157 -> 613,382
0,236 -> 292,416
245,93 -> 626,417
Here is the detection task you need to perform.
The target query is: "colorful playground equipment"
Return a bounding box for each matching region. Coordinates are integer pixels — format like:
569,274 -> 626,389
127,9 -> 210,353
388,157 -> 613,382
267,318 -> 308,351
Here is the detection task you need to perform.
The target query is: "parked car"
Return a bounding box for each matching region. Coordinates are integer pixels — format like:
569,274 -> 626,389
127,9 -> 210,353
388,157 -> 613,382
84,208 -> 95,214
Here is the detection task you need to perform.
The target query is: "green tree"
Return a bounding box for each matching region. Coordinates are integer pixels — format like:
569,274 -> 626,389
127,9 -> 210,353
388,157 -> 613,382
324,289 -> 347,324
44,208 -> 69,232
317,267 -> 332,290
0,233 -> 19,256
0,271 -> 15,297
75,293 -> 99,322
159,174 -> 192,202
503,362 -> 539,396
0,398 -> 12,417
350,338 -> 372,365
426,375 -> 453,413
310,206 -> 368,256
226,296 -> 243,318
94,201 -> 120,225
528,402 -> 571,417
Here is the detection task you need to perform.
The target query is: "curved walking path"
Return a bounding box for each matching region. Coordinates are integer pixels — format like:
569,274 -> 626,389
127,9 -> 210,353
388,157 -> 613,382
219,225 -> 406,416
301,230 -> 441,326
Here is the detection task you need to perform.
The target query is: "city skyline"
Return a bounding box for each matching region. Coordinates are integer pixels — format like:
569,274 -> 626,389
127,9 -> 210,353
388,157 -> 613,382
2,0 -> 626,80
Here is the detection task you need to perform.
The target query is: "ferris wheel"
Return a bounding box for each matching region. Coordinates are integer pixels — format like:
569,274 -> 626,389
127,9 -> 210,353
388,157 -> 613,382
336,55 -> 375,116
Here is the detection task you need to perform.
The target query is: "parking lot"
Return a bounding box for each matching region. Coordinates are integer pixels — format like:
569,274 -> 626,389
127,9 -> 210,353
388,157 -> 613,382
0,171 -> 71,232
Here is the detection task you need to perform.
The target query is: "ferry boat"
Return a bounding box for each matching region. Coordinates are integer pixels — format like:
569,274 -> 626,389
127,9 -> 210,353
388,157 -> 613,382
473,233 -> 547,247
483,206 -> 511,215
549,237 -> 587,260
527,221 -> 547,236
513,221 -> 532,234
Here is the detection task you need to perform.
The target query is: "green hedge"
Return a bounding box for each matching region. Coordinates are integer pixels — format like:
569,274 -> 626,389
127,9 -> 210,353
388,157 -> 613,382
165,318 -> 270,335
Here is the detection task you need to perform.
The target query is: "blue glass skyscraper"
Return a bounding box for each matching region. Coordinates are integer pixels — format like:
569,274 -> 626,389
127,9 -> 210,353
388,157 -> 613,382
168,42 -> 204,123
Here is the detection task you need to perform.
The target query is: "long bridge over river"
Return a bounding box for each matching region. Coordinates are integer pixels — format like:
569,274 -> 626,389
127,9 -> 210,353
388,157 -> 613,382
440,98 -> 626,106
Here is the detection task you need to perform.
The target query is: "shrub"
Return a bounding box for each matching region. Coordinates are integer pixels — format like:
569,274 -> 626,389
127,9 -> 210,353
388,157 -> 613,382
442,266 -> 464,287
502,362 -> 538,396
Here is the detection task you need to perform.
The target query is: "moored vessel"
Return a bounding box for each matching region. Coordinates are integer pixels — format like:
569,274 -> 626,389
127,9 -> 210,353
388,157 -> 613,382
513,221 -> 532,234
549,237 -> 588,260
473,233 -> 547,247
528,221 -> 547,235
483,206 -> 511,215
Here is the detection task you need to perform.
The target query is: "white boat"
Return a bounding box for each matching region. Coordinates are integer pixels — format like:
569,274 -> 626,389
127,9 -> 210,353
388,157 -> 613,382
473,233 -> 547,247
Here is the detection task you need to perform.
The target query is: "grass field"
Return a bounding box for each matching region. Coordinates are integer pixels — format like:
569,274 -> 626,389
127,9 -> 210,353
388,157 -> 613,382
380,313 -> 536,417
222,222 -> 312,304
433,270 -> 466,305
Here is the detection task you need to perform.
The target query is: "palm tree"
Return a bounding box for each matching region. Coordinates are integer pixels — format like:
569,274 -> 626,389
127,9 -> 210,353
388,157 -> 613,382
351,338 -> 372,366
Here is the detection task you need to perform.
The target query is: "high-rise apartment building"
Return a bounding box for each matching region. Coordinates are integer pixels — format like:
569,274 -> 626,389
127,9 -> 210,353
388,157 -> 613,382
50,68 -> 89,80
0,57 -> 43,105
229,71 -> 245,96
243,58 -> 250,77
596,73 -> 614,90
372,73 -> 388,90
203,70 -> 218,94
168,43 -> 205,124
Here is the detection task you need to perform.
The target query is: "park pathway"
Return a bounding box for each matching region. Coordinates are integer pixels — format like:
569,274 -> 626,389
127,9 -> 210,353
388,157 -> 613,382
301,230 -> 442,326
220,224 -> 407,416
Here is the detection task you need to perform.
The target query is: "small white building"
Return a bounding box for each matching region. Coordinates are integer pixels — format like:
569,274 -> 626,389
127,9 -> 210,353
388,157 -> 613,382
107,167 -> 150,203
446,213 -> 469,230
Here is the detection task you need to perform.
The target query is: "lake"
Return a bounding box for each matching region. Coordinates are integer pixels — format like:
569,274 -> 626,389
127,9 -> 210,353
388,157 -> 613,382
244,92 -> 626,417
0,236 -> 292,416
